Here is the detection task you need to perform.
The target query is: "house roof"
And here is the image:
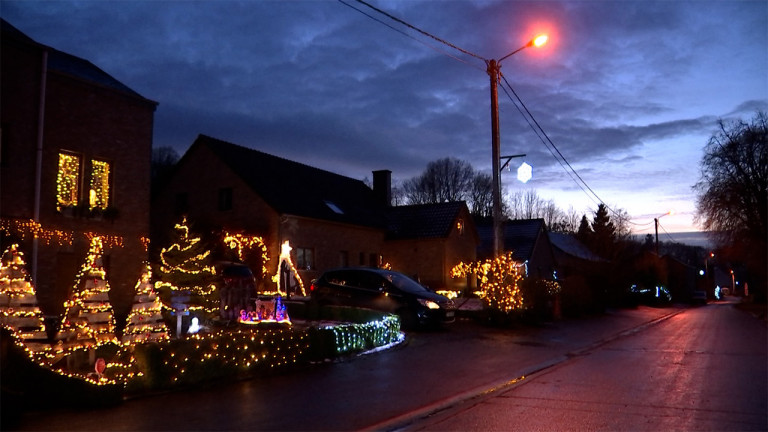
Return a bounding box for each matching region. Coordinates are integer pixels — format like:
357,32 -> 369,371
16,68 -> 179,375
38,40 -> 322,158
1,18 -> 154,104
193,134 -> 385,229
386,201 -> 467,240
476,218 -> 546,261
548,232 -> 605,262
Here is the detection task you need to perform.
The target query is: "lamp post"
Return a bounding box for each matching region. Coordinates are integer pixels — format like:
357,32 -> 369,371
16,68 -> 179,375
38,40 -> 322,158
653,210 -> 672,256
488,34 -> 548,257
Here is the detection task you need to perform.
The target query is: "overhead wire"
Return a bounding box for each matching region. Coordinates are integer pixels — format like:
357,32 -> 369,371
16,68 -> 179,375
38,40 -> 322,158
657,219 -> 678,243
497,81 -> 602,208
346,0 -> 486,62
337,0 -> 485,71
339,0 -> 647,226
499,73 -> 624,217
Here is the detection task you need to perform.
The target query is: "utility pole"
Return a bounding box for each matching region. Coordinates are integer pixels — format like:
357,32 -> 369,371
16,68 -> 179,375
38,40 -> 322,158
488,59 -> 503,257
654,217 -> 659,256
486,35 -> 548,258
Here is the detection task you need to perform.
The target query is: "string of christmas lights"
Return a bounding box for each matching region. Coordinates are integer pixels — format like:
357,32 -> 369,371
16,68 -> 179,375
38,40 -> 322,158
452,253 -> 526,313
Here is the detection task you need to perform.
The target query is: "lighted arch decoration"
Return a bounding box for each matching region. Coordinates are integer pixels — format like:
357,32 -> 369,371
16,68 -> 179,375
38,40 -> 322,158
272,241 -> 306,297
223,232 -> 270,279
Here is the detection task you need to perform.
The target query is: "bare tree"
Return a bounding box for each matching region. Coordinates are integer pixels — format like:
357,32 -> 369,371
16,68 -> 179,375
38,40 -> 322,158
403,158 -> 474,204
505,189 -> 554,220
468,172 -> 493,217
550,205 -> 583,233
694,111 -> 767,296
151,146 -> 180,196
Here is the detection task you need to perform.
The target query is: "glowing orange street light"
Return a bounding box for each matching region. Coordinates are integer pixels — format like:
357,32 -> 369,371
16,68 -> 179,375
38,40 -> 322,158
489,34 -> 549,257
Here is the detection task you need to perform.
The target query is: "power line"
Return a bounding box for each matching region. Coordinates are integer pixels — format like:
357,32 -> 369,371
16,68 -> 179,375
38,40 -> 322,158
657,219 -> 678,243
498,73 -> 650,226
497,81 -> 602,208
341,0 -> 643,227
499,74 -> 608,208
337,0 -> 484,71
346,0 -> 486,62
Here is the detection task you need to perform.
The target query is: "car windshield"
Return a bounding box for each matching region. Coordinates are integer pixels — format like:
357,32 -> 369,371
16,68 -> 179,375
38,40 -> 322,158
383,271 -> 429,294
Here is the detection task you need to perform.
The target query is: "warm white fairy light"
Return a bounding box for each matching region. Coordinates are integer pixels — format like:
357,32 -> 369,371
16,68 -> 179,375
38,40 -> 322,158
272,241 -> 306,296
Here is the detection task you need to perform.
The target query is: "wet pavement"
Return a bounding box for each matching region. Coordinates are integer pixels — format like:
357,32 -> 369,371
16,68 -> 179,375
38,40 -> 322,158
10,303 -> 744,431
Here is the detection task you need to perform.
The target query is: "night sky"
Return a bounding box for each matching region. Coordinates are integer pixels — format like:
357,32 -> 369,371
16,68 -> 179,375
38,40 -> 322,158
3,0 -> 766,241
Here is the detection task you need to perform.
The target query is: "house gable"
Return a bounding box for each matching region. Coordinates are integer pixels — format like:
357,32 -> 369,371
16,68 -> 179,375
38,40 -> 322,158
192,135 -> 385,230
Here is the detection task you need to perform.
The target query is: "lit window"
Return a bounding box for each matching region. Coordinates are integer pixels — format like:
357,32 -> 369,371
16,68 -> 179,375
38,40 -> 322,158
57,153 -> 81,211
456,219 -> 465,235
89,159 -> 111,210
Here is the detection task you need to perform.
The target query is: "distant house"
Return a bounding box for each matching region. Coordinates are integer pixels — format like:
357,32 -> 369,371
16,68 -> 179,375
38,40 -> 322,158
0,19 -> 157,323
477,218 -> 557,280
548,231 -> 606,279
151,135 -> 387,293
383,201 -> 479,292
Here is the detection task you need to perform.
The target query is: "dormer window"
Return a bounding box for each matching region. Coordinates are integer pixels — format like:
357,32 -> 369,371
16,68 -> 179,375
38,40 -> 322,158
325,200 -> 344,215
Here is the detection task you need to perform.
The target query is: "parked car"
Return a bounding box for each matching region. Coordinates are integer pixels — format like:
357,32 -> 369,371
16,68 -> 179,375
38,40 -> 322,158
627,284 -> 672,307
310,268 -> 456,329
691,290 -> 708,305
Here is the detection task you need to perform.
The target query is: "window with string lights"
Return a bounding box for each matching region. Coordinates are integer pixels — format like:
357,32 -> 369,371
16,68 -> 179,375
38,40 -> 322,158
56,152 -> 81,212
88,159 -> 111,210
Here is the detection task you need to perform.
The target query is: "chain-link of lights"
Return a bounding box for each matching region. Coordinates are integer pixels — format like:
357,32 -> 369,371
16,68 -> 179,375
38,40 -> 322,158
155,217 -> 218,319
0,244 -> 49,353
272,241 -> 306,296
88,160 -> 111,210
223,232 -> 270,278
451,252 -> 525,313
123,263 -> 169,344
57,153 -> 81,211
323,315 -> 403,355
58,236 -> 118,354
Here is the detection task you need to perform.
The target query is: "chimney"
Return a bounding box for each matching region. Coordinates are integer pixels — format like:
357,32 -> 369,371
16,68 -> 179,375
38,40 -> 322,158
372,170 -> 392,207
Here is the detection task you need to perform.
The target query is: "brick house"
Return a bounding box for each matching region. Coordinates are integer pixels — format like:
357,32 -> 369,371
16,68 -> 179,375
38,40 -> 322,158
152,135 -> 481,295
0,19 -> 157,327
151,135 -> 387,293
383,202 -> 478,292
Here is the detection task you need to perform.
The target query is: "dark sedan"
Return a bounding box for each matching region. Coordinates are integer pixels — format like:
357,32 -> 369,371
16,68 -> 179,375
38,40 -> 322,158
310,268 -> 456,329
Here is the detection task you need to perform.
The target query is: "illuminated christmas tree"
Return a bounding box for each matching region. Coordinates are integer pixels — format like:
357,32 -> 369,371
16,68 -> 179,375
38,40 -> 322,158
154,217 -> 217,334
0,244 -> 48,352
452,252 -> 525,313
58,236 -> 117,352
123,263 -> 169,344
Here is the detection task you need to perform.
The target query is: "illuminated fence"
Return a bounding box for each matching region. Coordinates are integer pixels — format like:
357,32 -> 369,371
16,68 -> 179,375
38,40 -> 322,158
1,306 -> 404,400
323,314 -> 402,356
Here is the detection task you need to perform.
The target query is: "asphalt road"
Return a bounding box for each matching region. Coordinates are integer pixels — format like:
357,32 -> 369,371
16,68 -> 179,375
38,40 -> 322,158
11,301 -> 764,431
399,299 -> 768,432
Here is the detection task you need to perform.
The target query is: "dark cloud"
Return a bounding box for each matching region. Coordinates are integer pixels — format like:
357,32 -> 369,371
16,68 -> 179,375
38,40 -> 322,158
3,0 -> 766,232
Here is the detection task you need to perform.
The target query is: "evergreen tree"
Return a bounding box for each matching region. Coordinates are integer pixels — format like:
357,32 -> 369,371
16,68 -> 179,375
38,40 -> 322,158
591,204 -> 616,257
576,215 -> 592,243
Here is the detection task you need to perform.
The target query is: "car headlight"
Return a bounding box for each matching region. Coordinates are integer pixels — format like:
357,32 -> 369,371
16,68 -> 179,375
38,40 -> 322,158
418,299 -> 441,310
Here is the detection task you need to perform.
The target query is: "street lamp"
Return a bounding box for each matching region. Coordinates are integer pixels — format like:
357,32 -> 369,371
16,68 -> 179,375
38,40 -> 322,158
654,210 -> 673,256
488,34 -> 548,257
